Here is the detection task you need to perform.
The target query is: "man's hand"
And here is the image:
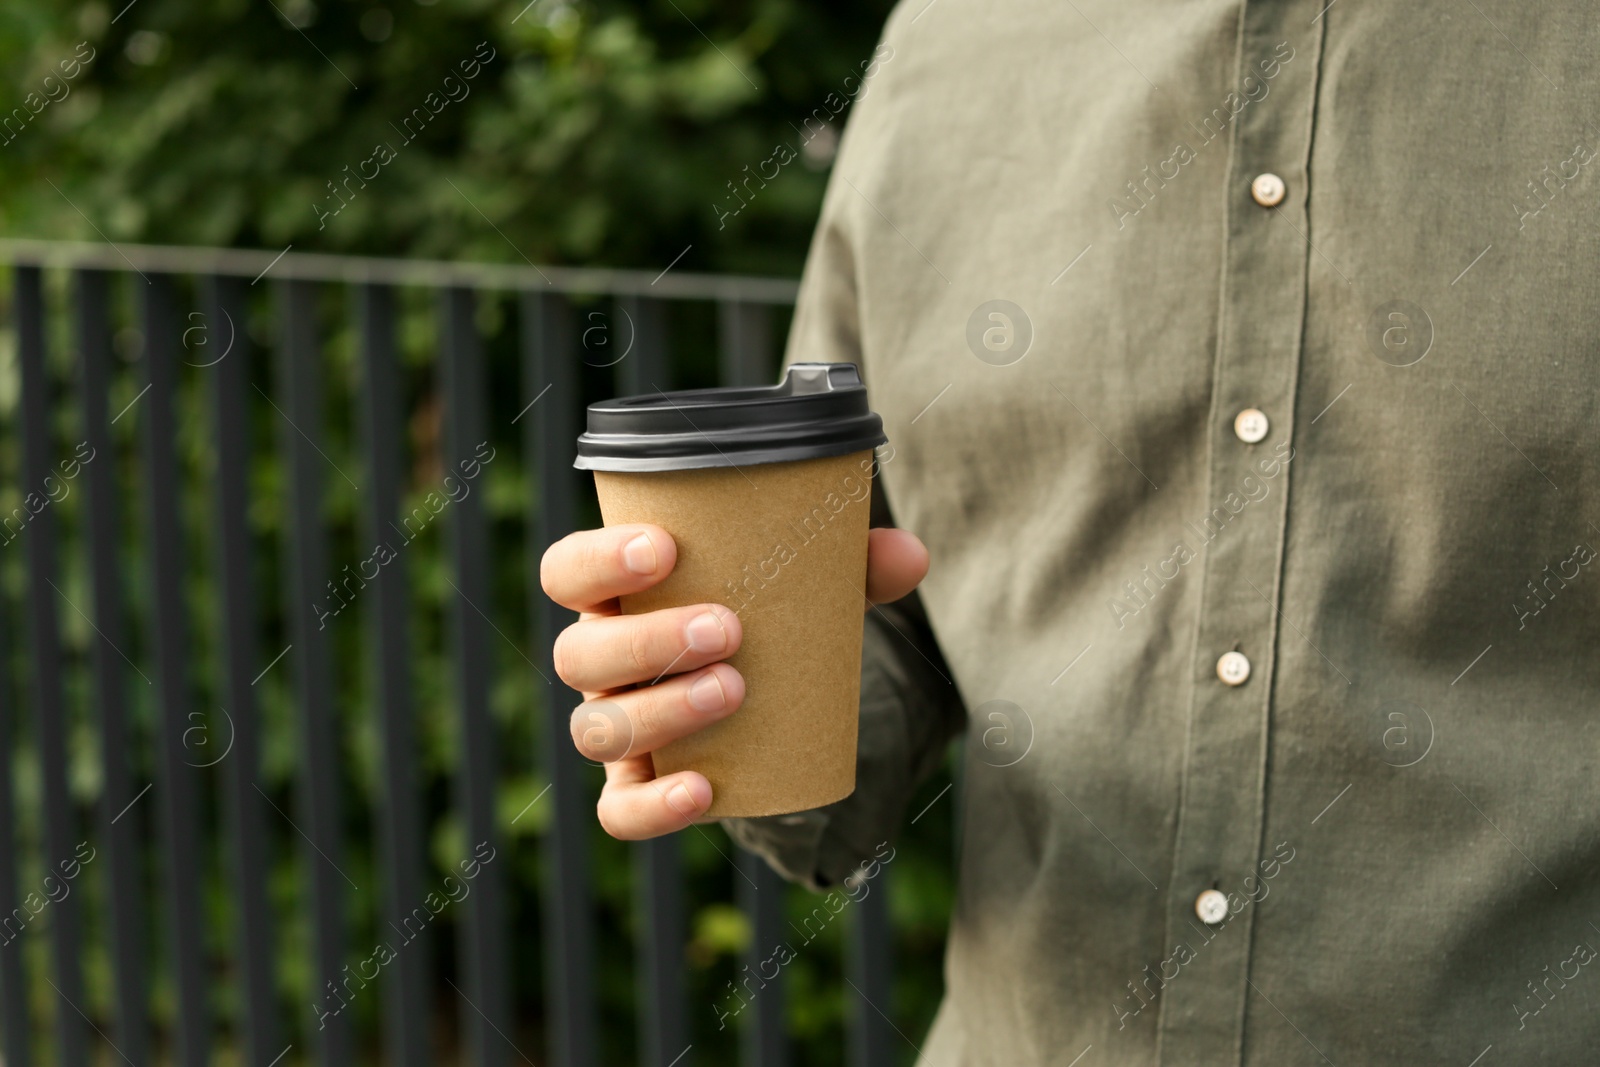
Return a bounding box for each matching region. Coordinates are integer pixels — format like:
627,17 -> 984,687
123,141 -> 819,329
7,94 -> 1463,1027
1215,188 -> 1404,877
541,523 -> 929,840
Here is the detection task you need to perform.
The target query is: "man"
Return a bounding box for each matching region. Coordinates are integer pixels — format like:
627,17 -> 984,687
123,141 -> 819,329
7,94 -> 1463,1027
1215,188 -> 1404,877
542,0 -> 1600,1062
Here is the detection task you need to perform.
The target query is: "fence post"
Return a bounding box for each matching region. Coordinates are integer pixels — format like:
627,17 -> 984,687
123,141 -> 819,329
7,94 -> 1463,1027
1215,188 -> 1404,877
737,852 -> 790,1067
717,300 -> 775,387
274,279 -> 351,1067
356,282 -> 433,1067
140,273 -> 213,1067
522,290 -> 599,1067
440,286 -> 510,1066
16,264 -> 88,1067
203,274 -> 283,1067
0,600 -> 27,1067
846,869 -> 895,1067
76,268 -> 152,1067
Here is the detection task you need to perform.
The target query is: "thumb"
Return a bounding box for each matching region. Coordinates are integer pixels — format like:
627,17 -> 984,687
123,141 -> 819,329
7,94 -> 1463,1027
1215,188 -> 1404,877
864,528 -> 929,606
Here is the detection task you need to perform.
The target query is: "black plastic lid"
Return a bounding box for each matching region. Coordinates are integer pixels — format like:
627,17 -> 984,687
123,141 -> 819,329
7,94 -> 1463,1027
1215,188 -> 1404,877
574,362 -> 887,472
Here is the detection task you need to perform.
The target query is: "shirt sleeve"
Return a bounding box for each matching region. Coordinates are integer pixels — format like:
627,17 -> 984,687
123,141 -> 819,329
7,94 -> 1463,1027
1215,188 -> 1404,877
720,58 -> 968,881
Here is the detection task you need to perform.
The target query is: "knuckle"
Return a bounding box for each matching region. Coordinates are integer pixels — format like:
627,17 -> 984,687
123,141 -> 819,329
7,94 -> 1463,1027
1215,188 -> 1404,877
581,532 -> 618,586
567,705 -> 592,757
626,617 -> 660,677
627,686 -> 667,743
572,699 -> 632,762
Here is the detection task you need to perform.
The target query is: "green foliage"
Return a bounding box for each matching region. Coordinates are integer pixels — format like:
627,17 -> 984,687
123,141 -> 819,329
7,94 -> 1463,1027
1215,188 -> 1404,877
0,0 -> 894,275
0,2 -> 958,1064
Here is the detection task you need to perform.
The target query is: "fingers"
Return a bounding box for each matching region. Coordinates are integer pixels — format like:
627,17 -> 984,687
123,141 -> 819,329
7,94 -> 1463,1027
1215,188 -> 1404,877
554,603 -> 742,692
559,521 -> 928,841
865,527 -> 930,605
597,762 -> 713,840
541,524 -> 677,613
570,663 -> 745,763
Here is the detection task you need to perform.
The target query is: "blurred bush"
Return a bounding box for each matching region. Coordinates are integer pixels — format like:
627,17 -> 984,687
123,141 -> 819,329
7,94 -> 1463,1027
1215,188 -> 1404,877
0,2 -> 959,1065
0,0 -> 892,274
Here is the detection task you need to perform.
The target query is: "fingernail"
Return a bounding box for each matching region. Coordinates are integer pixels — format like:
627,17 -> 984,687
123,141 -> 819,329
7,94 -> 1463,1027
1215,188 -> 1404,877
622,533 -> 657,575
684,612 -> 727,654
688,672 -> 727,713
668,782 -> 704,817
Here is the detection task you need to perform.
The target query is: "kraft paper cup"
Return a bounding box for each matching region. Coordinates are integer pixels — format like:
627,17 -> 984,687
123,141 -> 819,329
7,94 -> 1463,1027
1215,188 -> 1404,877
574,363 -> 888,817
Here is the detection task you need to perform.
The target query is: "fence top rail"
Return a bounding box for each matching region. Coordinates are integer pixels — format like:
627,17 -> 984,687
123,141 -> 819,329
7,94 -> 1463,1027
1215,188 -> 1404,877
0,237 -> 801,305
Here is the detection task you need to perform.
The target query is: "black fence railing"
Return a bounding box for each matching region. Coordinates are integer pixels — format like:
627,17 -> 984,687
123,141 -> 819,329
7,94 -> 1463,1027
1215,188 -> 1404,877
0,238 -> 910,1067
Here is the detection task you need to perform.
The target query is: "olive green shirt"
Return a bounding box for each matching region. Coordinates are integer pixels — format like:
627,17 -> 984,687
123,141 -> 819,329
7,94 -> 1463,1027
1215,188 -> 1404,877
727,0 -> 1600,1064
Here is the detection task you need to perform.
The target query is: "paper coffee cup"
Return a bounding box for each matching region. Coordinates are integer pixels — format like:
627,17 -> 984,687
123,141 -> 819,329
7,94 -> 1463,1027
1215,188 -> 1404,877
574,363 -> 888,817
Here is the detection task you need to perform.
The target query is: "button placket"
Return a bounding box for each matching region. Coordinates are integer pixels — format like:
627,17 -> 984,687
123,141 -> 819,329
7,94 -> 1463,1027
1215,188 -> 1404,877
1155,7 -> 1326,1066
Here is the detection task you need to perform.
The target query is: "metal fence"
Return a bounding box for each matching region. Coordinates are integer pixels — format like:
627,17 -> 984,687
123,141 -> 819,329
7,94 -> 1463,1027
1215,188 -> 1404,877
0,238 -> 903,1067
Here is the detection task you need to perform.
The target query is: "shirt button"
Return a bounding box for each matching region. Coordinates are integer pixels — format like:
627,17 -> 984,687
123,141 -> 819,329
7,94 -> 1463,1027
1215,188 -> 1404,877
1250,173 -> 1286,207
1195,888 -> 1230,925
1233,408 -> 1269,444
1216,651 -> 1251,686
